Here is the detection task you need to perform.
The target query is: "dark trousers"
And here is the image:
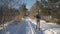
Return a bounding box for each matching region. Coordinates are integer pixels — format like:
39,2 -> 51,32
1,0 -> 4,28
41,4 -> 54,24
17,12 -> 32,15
36,19 -> 40,30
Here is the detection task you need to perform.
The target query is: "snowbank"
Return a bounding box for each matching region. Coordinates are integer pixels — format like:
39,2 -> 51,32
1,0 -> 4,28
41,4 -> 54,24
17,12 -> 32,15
44,30 -> 54,34
44,29 -> 60,34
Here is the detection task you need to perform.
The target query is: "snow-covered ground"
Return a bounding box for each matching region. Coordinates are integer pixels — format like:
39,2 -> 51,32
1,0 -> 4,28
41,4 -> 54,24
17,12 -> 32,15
0,20 -> 14,30
0,17 -> 60,34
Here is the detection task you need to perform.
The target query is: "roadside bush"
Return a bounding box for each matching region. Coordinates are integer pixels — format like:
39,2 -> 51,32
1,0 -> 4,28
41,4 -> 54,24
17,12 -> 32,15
57,19 -> 60,25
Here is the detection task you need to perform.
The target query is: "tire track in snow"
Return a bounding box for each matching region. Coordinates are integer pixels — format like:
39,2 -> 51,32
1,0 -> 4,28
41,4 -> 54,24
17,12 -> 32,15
26,19 -> 44,34
27,21 -> 36,34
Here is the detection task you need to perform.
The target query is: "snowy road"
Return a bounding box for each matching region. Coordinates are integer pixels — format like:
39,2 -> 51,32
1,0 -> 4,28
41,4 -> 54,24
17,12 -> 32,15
1,17 -> 60,34
3,18 -> 44,34
27,21 -> 35,34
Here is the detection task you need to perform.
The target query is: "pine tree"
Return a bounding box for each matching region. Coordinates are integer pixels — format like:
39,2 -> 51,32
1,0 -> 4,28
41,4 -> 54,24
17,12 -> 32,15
19,4 -> 27,18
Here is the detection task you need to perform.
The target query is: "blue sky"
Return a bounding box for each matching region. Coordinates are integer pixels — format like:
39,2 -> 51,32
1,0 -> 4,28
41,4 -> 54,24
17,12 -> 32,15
0,0 -> 36,9
13,0 -> 48,9
12,0 -> 36,9
24,0 -> 36,9
0,0 -> 48,9
23,0 -> 48,9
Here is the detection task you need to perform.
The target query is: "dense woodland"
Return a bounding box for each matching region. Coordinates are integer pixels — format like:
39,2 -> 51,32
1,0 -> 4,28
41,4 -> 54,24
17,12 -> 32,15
29,0 -> 60,24
0,0 -> 60,25
0,0 -> 27,24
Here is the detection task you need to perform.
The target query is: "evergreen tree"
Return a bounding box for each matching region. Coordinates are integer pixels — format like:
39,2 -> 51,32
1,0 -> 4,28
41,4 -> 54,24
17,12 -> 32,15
19,4 -> 27,18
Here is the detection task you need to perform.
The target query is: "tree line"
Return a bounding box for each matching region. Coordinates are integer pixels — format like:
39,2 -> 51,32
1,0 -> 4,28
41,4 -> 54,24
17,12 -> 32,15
0,0 -> 27,24
0,0 -> 60,25
29,0 -> 60,24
